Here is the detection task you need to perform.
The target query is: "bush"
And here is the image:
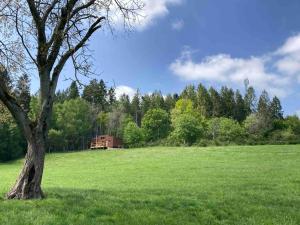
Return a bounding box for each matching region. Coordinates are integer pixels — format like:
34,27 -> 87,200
123,122 -> 145,147
170,113 -> 206,145
207,117 -> 245,144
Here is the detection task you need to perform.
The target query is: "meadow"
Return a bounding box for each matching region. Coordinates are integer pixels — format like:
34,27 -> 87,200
0,145 -> 300,225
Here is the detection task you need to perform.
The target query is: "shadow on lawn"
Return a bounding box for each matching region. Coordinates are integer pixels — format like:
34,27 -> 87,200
0,188 -> 299,225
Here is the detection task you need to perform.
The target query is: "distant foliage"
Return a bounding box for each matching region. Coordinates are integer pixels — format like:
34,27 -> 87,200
1,78 -> 300,160
142,108 -> 170,141
123,122 -> 145,147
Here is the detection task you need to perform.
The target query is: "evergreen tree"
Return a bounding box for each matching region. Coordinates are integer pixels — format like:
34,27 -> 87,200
244,86 -> 257,115
209,87 -> 222,117
119,94 -> 131,115
234,90 -> 247,122
220,86 -> 235,118
141,94 -> 152,116
82,79 -> 108,111
270,96 -> 283,120
181,85 -> 197,103
68,81 -> 80,99
196,84 -> 212,117
107,87 -> 116,106
164,94 -> 176,113
257,90 -> 271,118
150,91 -> 165,110
131,90 -> 142,126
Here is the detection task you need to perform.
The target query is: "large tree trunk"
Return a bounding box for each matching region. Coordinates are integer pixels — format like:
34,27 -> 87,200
6,132 -> 46,200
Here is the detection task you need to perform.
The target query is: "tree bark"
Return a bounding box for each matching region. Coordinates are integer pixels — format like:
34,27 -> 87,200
6,132 -> 46,200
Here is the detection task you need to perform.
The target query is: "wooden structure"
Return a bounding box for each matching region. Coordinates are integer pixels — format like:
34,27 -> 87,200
90,135 -> 123,149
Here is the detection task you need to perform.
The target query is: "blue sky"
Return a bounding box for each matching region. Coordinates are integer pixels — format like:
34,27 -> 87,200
53,0 -> 300,116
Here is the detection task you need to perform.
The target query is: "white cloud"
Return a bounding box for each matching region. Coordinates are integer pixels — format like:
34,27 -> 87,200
170,34 -> 300,98
171,19 -> 184,31
115,85 -> 136,100
296,110 -> 300,118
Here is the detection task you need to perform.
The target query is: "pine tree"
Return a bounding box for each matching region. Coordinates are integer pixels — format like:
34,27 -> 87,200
119,94 -> 131,115
82,79 -> 108,111
270,96 -> 283,120
234,90 -> 247,122
150,91 -> 165,110
164,94 -> 176,113
107,87 -> 116,106
131,90 -> 141,126
257,90 -> 271,118
196,84 -> 212,117
181,85 -> 197,103
68,81 -> 80,99
244,86 -> 257,115
209,87 -> 222,117
220,86 -> 235,118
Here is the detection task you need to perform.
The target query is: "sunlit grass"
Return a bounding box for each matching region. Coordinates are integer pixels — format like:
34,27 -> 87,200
0,145 -> 300,225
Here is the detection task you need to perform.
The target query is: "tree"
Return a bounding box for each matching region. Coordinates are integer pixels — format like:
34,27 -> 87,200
0,0 -> 142,199
67,81 -> 80,100
142,108 -> 170,141
234,90 -> 247,122
257,90 -> 271,118
131,90 -> 142,126
196,84 -> 212,118
53,99 -> 93,150
123,121 -> 145,147
170,99 -> 205,145
164,94 -> 176,113
181,85 -> 197,103
82,79 -> 107,111
209,87 -> 222,117
207,118 -> 245,143
171,113 -> 205,145
244,86 -> 257,115
270,96 -> 283,120
107,87 -> 116,106
220,86 -> 235,118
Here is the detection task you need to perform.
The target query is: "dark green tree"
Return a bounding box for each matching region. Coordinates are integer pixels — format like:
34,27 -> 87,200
181,85 -> 197,103
209,87 -> 222,117
131,90 -> 142,126
108,87 -> 116,106
257,90 -> 271,118
82,79 -> 108,111
220,86 -> 235,118
270,96 -> 283,120
234,90 -> 247,122
119,94 -> 131,115
244,86 -> 257,115
142,108 -> 170,141
196,84 -> 212,117
67,81 -> 80,100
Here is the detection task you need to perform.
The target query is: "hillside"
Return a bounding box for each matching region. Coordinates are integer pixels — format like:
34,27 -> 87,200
1,145 -> 300,225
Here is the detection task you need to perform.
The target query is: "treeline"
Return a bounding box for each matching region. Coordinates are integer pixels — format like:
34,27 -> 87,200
1,77 -> 300,161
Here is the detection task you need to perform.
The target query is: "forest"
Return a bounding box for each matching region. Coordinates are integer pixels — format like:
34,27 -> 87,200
1,75 -> 300,162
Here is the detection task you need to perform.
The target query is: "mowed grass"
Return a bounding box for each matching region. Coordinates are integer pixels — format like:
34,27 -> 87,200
0,145 -> 300,225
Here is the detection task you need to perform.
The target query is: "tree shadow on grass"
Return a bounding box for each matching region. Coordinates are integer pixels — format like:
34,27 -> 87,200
0,188 -> 299,225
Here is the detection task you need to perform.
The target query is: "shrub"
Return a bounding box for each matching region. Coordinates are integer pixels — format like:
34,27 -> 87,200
123,122 -> 145,147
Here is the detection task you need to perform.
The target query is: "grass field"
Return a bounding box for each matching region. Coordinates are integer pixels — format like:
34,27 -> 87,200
0,145 -> 300,225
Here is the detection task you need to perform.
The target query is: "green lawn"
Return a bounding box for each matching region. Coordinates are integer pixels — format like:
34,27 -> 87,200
0,145 -> 300,225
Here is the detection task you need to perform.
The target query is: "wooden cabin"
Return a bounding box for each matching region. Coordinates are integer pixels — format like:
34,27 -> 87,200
90,135 -> 123,149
